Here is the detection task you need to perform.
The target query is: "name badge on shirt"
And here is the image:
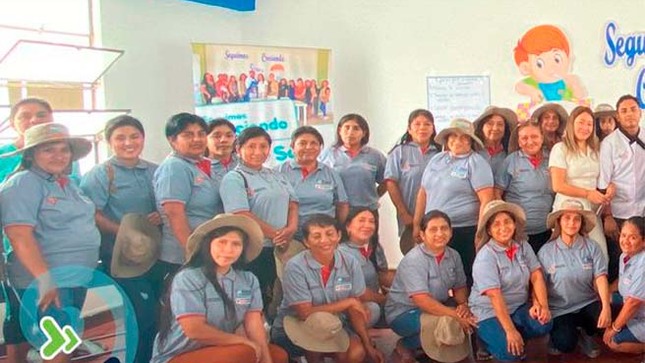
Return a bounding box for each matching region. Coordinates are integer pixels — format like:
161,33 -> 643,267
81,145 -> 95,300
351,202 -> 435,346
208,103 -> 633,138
335,277 -> 352,292
582,257 -> 593,270
235,289 -> 252,305
315,182 -> 334,191
450,166 -> 468,179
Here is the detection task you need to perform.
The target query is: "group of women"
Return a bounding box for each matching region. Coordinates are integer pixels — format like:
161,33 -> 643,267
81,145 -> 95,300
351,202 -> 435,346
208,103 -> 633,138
0,97 -> 642,363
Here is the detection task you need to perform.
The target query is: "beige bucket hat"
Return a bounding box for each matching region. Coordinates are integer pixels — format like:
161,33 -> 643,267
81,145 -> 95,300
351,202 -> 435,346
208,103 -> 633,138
111,213 -> 161,278
475,200 -> 526,250
284,312 -> 350,353
420,314 -> 471,363
546,199 -> 596,235
185,214 -> 263,263
531,103 -> 568,136
435,118 -> 485,151
1,123 -> 91,161
593,103 -> 617,119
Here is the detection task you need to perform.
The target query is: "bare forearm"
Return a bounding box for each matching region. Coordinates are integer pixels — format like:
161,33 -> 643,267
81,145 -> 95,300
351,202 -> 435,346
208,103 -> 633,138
244,312 -> 272,363
530,271 -> 549,309
413,189 -> 426,225
488,292 -> 515,332
347,307 -> 372,348
163,204 -> 191,247
286,202 -> 299,230
594,275 -> 611,309
385,181 -> 410,216
293,299 -> 354,319
335,203 -> 349,225
412,294 -> 458,318
234,211 -> 277,239
95,211 -> 119,235
613,298 -> 642,330
6,227 -> 49,278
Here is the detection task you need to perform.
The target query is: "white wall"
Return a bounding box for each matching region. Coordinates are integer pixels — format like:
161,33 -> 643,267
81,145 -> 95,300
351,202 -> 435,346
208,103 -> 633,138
99,0 -> 644,266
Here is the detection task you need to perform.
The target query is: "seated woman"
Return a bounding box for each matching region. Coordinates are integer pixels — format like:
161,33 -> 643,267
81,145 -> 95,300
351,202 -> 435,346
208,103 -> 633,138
271,214 -> 384,363
603,216 -> 645,355
151,214 -> 288,363
338,208 -> 391,326
385,210 -> 476,363
0,123 -> 99,363
469,200 -> 552,362
538,199 -> 611,357
206,118 -> 238,178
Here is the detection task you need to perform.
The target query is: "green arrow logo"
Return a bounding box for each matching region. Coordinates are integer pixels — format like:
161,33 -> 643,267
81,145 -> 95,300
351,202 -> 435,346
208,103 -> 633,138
39,316 -> 82,360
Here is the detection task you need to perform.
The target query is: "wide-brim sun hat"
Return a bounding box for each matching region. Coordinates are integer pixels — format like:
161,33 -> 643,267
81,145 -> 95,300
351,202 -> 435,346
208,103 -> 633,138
546,199 -> 596,235
111,213 -> 161,278
274,239 -> 306,281
473,106 -> 519,132
530,103 -> 568,135
284,312 -> 350,353
185,214 -> 263,263
1,123 -> 92,161
435,118 -> 484,151
420,314 -> 470,363
593,103 -> 617,119
475,200 -> 526,250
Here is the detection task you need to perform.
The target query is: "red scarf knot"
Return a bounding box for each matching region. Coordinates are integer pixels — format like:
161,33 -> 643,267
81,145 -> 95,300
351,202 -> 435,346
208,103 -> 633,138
57,176 -> 69,189
435,251 -> 446,265
196,159 -> 211,177
359,246 -> 372,260
505,244 -> 518,261
487,144 -> 504,157
321,265 -> 332,286
527,155 -> 542,169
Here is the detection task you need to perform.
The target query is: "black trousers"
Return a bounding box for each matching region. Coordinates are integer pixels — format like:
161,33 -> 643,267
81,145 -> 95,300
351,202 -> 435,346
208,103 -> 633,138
550,301 -> 601,352
607,217 -> 625,283
245,246 -> 277,318
450,225 -> 477,287
528,230 -> 552,254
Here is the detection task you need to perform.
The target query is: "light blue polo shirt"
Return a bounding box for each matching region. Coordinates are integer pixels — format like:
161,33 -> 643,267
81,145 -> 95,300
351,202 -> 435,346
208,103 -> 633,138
0,143 -> 82,185
0,167 -> 100,288
618,250 -> 645,342
385,245 -> 467,324
80,157 -> 158,223
469,240 -> 541,322
319,145 -> 386,210
495,150 -> 553,235
337,241 -> 387,292
275,160 -> 347,230
421,151 -> 494,227
538,236 -> 607,318
384,143 -> 439,233
211,154 -> 239,179
154,153 -> 224,264
273,249 -> 366,330
151,267 -> 262,363
479,149 -> 508,179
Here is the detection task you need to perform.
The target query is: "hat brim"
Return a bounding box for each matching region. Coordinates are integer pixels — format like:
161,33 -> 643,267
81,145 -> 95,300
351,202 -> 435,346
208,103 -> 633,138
474,107 -> 519,130
186,214 -> 263,264
111,213 -> 161,278
531,103 -> 568,135
593,110 -> 617,119
274,239 -> 306,281
284,315 -> 350,353
546,209 -> 596,234
435,128 -> 485,151
476,202 -> 527,250
1,136 -> 92,161
420,314 -> 470,363
399,226 -> 416,255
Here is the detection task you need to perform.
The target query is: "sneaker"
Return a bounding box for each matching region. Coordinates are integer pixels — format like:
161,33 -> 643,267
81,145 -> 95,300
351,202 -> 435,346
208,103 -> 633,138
578,331 -> 601,358
475,347 -> 492,361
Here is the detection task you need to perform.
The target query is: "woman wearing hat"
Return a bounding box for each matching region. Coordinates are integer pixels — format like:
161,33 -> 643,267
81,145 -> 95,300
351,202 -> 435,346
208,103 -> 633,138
468,200 -> 552,362
593,104 -> 618,141
220,126 -> 299,316
549,106 -> 611,261
603,216 -> 645,355
0,123 -> 99,363
206,118 -> 239,178
384,109 -> 440,249
154,113 -> 224,278
271,214 -> 384,363
276,125 -> 349,240
80,115 -> 160,362
385,210 -> 476,363
531,103 -> 568,152
413,118 -> 495,285
474,106 -> 518,176
338,208 -> 391,326
495,121 -> 554,253
152,214 -> 288,363
538,199 -> 611,357
319,113 -> 387,212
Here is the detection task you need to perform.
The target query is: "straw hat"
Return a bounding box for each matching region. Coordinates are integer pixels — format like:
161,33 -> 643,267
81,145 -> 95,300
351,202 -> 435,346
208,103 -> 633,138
435,118 -> 484,151
111,213 -> 161,278
274,239 -> 306,281
473,106 -> 519,132
475,200 -> 526,250
420,314 -> 471,363
1,123 -> 91,160
530,103 -> 568,135
284,312 -> 350,353
185,214 -> 263,263
546,199 -> 596,235
593,103 -> 617,119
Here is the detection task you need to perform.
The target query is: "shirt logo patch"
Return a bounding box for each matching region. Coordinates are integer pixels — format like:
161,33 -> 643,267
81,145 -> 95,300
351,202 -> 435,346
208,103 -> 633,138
195,176 -> 205,184
450,166 -> 468,179
335,276 -> 352,292
401,161 -> 411,171
235,289 -> 252,305
314,182 -> 333,191
362,163 -> 377,172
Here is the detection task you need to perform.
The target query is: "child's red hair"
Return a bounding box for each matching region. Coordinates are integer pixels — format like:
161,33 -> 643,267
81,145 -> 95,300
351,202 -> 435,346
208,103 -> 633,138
514,25 -> 570,65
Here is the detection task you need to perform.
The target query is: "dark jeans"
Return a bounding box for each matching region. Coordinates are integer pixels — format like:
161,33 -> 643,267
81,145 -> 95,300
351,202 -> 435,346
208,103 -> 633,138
607,217 -> 625,283
527,230 -> 552,254
550,301 -> 601,352
451,225 -> 477,287
246,247 -> 277,318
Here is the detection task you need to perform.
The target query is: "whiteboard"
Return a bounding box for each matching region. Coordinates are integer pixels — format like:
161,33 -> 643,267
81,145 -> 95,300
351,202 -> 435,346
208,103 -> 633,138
427,75 -> 491,131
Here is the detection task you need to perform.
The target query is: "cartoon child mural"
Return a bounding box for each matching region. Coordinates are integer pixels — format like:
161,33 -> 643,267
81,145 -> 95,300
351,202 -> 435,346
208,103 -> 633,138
514,25 -> 587,103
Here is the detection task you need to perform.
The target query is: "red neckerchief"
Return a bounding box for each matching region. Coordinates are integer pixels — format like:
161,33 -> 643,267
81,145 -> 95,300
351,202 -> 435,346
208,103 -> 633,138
419,145 -> 430,155
57,176 -> 69,189
196,159 -> 211,177
220,156 -> 232,168
435,251 -> 446,265
623,255 -> 631,264
487,144 -> 504,157
506,244 -> 518,261
346,148 -> 360,158
359,245 -> 373,260
321,265 -> 332,286
527,154 -> 542,169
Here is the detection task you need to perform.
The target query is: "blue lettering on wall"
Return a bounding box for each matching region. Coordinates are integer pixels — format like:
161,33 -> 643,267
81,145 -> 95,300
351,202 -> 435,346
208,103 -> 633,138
273,145 -> 294,161
603,21 -> 645,68
234,117 -> 290,133
635,67 -> 645,108
224,50 -> 249,60
261,53 -> 285,63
